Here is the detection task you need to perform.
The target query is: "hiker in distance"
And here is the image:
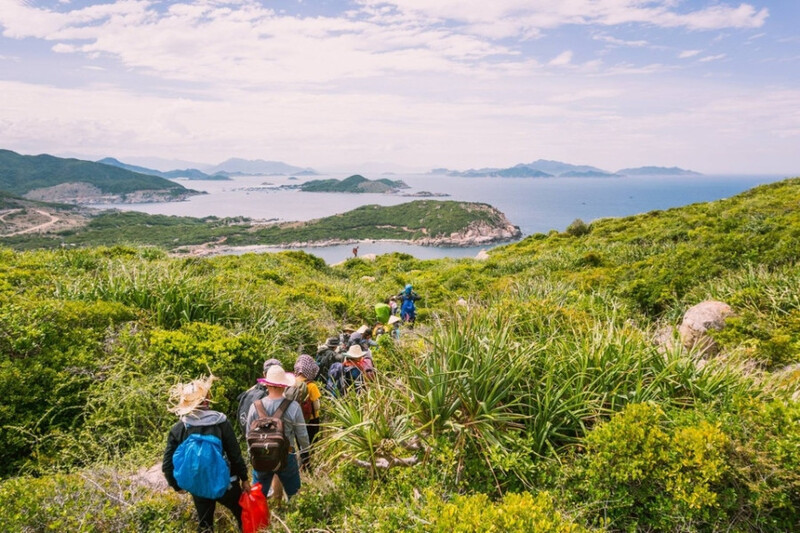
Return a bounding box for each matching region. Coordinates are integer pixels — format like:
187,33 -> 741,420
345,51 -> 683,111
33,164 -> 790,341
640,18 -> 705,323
245,365 -> 310,501
162,375 -> 250,533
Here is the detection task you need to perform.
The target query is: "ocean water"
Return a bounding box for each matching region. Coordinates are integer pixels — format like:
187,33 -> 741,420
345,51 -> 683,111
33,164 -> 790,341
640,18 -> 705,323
94,173 -> 791,262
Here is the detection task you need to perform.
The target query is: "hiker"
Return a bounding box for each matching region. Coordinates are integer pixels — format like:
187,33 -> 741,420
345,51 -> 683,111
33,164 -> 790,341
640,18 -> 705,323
289,354 -> 322,470
245,365 -> 310,501
375,301 -> 391,324
162,375 -> 250,533
236,358 -> 286,500
388,296 -> 398,316
398,284 -> 421,325
348,325 -> 377,350
315,336 -> 342,384
388,314 -> 401,339
352,246 -> 359,257
344,344 -> 375,391
236,358 -> 281,433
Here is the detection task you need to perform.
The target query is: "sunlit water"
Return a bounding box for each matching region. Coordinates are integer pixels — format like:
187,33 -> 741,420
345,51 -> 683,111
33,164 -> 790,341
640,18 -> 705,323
93,173 -> 791,262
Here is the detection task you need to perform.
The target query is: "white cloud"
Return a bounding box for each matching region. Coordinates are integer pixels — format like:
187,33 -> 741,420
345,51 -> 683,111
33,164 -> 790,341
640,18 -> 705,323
679,49 -> 702,59
593,33 -> 649,47
699,53 -> 727,62
356,1 -> 769,37
549,50 -> 572,66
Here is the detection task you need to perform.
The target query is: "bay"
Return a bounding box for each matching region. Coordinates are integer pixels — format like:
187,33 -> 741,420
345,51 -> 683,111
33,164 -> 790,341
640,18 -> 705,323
93,173 -> 791,261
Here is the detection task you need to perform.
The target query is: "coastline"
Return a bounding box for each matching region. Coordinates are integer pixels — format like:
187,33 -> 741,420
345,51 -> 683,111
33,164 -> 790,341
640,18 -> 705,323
176,233 -> 522,258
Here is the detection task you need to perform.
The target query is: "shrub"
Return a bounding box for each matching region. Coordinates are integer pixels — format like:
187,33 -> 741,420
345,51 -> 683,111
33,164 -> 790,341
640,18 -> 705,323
565,219 -> 590,237
578,403 -> 730,530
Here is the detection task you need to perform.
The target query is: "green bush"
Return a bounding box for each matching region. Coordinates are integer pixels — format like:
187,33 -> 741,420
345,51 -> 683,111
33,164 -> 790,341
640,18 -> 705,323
578,403 -> 730,530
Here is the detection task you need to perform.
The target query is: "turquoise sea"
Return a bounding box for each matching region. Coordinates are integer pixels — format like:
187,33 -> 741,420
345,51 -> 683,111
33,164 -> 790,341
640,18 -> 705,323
94,173 -> 792,263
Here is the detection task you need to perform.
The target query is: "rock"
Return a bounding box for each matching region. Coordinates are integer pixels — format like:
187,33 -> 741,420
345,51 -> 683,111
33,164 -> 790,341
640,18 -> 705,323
132,463 -> 169,492
678,300 -> 734,355
475,250 -> 490,261
654,325 -> 677,353
361,253 -> 377,261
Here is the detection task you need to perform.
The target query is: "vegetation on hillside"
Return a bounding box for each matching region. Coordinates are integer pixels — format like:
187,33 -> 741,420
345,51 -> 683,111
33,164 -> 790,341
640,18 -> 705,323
0,200 -> 515,250
0,149 -> 188,195
300,174 -> 409,193
1,178 -> 799,531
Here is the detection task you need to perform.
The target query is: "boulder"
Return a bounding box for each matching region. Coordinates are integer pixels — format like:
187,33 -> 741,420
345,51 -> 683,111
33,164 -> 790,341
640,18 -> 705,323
678,300 -> 734,355
132,463 -> 170,492
475,250 -> 490,261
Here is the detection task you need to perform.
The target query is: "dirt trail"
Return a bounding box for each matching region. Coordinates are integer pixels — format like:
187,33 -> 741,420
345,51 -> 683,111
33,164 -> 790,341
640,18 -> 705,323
0,209 -> 61,236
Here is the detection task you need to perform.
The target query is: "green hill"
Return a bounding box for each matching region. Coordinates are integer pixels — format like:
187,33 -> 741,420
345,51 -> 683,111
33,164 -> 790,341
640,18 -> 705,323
0,177 -> 799,532
300,174 -> 409,193
0,200 -> 519,250
0,149 -> 190,196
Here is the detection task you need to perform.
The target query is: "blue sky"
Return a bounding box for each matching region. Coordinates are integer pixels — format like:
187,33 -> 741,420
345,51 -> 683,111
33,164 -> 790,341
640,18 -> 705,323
0,0 -> 798,173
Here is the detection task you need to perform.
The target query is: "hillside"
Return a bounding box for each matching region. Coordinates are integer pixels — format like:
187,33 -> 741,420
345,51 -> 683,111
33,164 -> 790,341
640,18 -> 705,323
98,157 -> 230,180
300,174 -> 409,193
0,178 -> 799,531
0,150 -> 198,203
0,200 -> 521,250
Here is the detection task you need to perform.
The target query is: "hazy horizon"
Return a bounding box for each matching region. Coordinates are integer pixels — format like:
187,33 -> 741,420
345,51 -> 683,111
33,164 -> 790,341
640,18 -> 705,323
1,1 -> 799,175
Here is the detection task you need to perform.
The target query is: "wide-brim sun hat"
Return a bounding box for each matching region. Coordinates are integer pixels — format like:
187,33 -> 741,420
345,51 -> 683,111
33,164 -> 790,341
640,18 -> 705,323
168,375 -> 217,416
388,315 -> 401,325
345,344 -> 366,360
263,365 -> 296,388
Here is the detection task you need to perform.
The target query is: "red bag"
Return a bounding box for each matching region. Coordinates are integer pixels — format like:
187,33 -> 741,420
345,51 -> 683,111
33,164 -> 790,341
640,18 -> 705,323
239,482 -> 270,533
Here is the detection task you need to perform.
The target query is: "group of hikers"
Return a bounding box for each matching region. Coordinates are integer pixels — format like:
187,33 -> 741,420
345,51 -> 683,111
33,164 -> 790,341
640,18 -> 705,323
161,285 -> 421,532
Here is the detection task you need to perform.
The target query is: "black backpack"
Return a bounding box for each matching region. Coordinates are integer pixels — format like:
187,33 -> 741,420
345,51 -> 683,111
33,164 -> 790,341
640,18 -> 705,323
236,384 -> 267,433
247,398 -> 292,473
315,347 -> 341,383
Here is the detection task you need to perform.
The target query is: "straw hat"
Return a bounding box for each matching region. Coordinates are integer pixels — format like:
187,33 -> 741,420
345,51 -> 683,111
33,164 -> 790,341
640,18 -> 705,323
388,315 -> 400,325
263,365 -> 296,388
168,375 -> 217,416
345,344 -> 366,360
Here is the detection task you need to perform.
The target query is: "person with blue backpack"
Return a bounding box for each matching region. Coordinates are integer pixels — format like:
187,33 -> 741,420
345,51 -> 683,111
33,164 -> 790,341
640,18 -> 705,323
398,284 -> 421,325
162,375 -> 251,533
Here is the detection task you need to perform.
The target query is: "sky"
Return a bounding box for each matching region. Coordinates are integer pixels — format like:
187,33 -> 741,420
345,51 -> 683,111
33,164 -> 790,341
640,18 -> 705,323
0,0 -> 798,174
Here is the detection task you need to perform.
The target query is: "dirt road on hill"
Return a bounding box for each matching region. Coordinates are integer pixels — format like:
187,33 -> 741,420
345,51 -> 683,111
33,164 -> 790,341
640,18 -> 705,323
0,209 -> 61,236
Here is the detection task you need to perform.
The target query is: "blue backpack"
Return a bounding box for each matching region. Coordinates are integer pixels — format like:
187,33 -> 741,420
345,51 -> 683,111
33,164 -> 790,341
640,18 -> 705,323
173,433 -> 230,499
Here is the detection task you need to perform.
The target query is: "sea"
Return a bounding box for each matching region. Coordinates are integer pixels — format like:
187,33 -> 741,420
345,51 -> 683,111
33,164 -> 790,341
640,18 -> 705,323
93,173 -> 792,263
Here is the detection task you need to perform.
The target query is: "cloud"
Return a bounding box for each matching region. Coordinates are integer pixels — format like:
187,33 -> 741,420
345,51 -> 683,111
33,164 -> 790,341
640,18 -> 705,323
549,50 -> 572,66
699,53 -> 727,62
355,1 -> 769,36
679,50 -> 702,59
593,33 -> 649,47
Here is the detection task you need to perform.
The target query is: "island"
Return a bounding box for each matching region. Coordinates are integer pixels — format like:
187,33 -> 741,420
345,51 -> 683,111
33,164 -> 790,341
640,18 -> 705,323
300,174 -> 409,193
0,150 -> 200,204
433,159 -> 700,178
616,166 -> 702,176
0,199 -> 521,253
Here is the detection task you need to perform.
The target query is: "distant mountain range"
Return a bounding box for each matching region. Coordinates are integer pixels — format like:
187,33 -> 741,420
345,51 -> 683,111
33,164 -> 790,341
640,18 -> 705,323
99,156 -> 319,178
432,159 -> 700,178
205,158 -> 318,176
97,158 -> 230,180
0,149 -> 194,204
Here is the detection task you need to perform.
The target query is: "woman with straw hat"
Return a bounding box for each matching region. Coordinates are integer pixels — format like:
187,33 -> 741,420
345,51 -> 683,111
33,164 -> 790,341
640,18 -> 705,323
162,375 -> 251,532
